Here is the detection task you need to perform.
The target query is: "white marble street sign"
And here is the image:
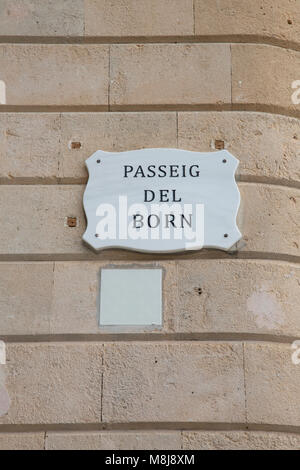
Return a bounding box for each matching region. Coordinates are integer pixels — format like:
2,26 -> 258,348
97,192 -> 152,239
82,148 -> 241,253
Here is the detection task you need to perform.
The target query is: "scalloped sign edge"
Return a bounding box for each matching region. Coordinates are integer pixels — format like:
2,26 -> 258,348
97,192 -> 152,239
82,148 -> 242,253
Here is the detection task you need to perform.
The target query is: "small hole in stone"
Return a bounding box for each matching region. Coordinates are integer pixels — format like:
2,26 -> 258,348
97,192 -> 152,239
97,159 -> 101,164
71,141 -> 81,149
194,287 -> 202,296
224,233 -> 228,238
223,159 -> 227,163
215,139 -> 225,150
67,217 -> 77,227
288,19 -> 292,24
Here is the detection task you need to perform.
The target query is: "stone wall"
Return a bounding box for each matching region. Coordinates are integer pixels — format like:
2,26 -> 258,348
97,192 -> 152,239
0,0 -> 299,450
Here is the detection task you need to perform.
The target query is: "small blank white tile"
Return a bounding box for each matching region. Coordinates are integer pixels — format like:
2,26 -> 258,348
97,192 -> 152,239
100,268 -> 162,326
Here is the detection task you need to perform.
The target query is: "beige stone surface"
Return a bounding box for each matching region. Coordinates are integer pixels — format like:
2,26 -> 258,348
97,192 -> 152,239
0,183 -> 298,258
0,259 -> 298,337
182,431 -> 300,450
0,343 -> 103,424
2,111 -> 298,184
0,367 -> 10,417
0,0 -> 297,439
102,342 -> 245,423
0,113 -> 61,182
0,260 -> 177,336
245,343 -> 300,426
239,184 -> 300,257
0,433 -> 44,450
46,431 -> 181,450
85,0 -> 194,37
195,0 -> 300,44
0,262 -> 53,335
176,260 -> 300,337
51,260 -> 177,334
2,0 -> 299,45
0,112 -> 177,182
0,185 -> 86,255
0,0 -> 84,36
232,45 -> 300,113
178,112 -> 300,184
59,112 -> 177,181
110,44 -> 231,106
51,261 -> 101,334
0,45 -> 109,106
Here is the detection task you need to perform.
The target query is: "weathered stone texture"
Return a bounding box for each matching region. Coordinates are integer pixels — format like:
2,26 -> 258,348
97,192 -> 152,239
110,44 -> 231,106
195,0 -> 300,44
0,433 -> 44,450
0,0 -> 84,36
0,45 -> 109,106
183,431 -> 300,450
46,431 -> 181,450
178,112 -> 300,184
102,342 -> 245,423
85,0 -> 194,37
0,343 -> 103,424
232,45 -> 300,113
245,343 -> 300,426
